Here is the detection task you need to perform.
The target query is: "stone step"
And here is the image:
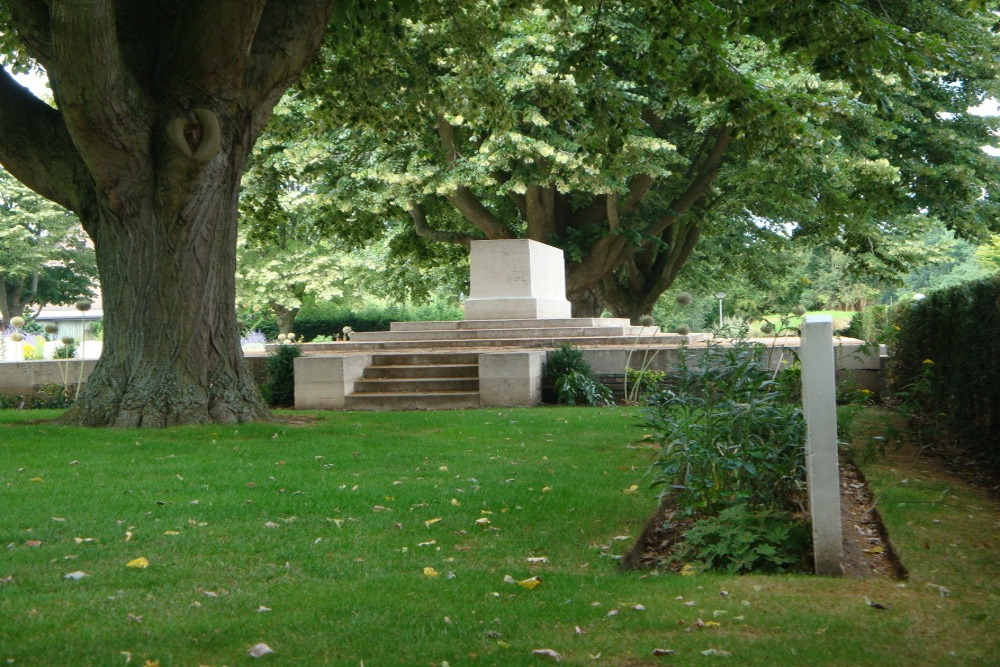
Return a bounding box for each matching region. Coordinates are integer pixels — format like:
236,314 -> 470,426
350,325 -> 658,342
370,352 -> 480,366
294,333 -> 692,355
353,377 -> 480,393
390,317 -> 633,331
364,363 -> 479,379
344,391 -> 481,411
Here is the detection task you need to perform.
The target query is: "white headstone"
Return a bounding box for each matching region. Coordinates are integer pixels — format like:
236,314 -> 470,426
463,239 -> 572,320
800,315 -> 843,576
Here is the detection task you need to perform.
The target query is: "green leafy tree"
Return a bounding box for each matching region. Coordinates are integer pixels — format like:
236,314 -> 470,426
0,166 -> 96,327
291,0 -> 1000,320
0,0 -> 345,426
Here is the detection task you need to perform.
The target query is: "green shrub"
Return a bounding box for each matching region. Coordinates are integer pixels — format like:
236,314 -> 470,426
889,276 -> 1000,473
642,340 -> 806,517
543,344 -> 612,406
624,367 -> 666,402
678,504 -> 811,574
263,344 -> 302,407
554,370 -> 613,406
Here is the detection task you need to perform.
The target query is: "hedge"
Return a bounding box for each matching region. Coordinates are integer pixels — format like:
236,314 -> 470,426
888,275 -> 1000,473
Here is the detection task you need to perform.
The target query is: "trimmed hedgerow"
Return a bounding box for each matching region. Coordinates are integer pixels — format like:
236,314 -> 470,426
888,275 -> 1000,473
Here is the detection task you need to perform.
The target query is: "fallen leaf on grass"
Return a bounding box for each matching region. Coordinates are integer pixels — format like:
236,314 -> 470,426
248,642 -> 275,658
652,649 -> 675,657
863,546 -> 885,554
1,576 -> 14,584
63,571 -> 88,581
927,583 -> 952,598
25,540 -> 42,548
127,613 -> 143,623
423,567 -> 440,577
257,605 -> 272,613
475,518 -> 491,526
864,597 -> 889,610
526,557 -> 549,564
29,477 -> 44,483
532,648 -> 562,662
263,521 -> 280,529
701,648 -> 732,657
622,485 -> 639,494
424,517 -> 442,527
574,626 -> 587,635
164,530 -> 180,536
517,576 -> 542,590
126,557 -> 150,569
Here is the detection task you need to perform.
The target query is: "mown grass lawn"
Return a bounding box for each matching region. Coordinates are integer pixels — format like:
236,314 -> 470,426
1,406 -> 997,666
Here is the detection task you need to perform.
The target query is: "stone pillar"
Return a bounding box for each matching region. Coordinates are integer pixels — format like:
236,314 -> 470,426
478,351 -> 545,407
463,239 -> 572,320
800,315 -> 843,576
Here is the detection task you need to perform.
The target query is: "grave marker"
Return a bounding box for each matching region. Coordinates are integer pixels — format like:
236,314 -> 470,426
800,314 -> 844,576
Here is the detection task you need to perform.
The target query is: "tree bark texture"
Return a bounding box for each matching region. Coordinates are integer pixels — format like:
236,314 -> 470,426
0,0 -> 336,426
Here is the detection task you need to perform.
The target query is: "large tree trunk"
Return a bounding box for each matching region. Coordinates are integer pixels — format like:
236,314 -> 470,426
0,0 -> 336,427
63,157 -> 268,427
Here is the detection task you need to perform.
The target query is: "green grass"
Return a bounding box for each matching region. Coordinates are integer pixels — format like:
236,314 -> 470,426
1,407 -> 998,665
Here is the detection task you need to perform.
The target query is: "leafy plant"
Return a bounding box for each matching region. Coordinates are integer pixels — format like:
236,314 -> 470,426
624,367 -> 665,401
544,343 -> 612,406
263,343 -> 302,407
677,504 -> 811,574
554,370 -> 613,407
642,339 -> 806,517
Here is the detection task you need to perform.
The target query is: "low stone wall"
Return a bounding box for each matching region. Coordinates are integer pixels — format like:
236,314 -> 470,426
579,337 -> 883,400
1,356 -> 270,398
0,359 -> 98,397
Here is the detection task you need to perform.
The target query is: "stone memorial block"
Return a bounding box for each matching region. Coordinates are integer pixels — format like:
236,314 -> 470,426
463,239 -> 572,320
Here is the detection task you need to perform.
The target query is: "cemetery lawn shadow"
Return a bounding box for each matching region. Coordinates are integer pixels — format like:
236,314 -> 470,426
0,405 -> 997,665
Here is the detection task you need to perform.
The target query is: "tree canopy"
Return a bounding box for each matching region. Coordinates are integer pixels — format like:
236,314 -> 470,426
278,0 -> 1000,320
0,165 -> 96,327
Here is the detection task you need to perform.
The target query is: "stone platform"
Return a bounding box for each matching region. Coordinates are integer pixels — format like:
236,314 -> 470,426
290,318 -> 879,411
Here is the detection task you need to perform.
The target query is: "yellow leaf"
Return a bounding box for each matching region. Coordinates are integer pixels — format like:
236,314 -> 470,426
29,477 -> 44,483
863,546 -> 885,554
680,563 -> 698,577
475,517 -> 491,526
704,620 -> 721,628
126,557 -> 150,569
164,530 -> 180,536
623,484 -> 639,495
541,486 -> 552,492
517,576 -> 542,590
423,567 -> 440,577
450,498 -> 461,506
424,517 -> 442,527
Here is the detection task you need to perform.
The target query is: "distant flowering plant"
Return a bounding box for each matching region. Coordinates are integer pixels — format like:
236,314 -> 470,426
240,329 -> 268,346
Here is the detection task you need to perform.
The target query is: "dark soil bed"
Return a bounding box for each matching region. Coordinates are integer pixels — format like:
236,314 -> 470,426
622,456 -> 907,578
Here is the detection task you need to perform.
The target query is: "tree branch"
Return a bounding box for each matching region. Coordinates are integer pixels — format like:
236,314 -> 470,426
48,0 -> 152,174
445,187 -> 517,239
0,67 -> 93,214
643,125 -> 731,239
408,204 -> 478,247
567,126 -> 730,296
245,0 -> 336,123
6,0 -> 55,68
